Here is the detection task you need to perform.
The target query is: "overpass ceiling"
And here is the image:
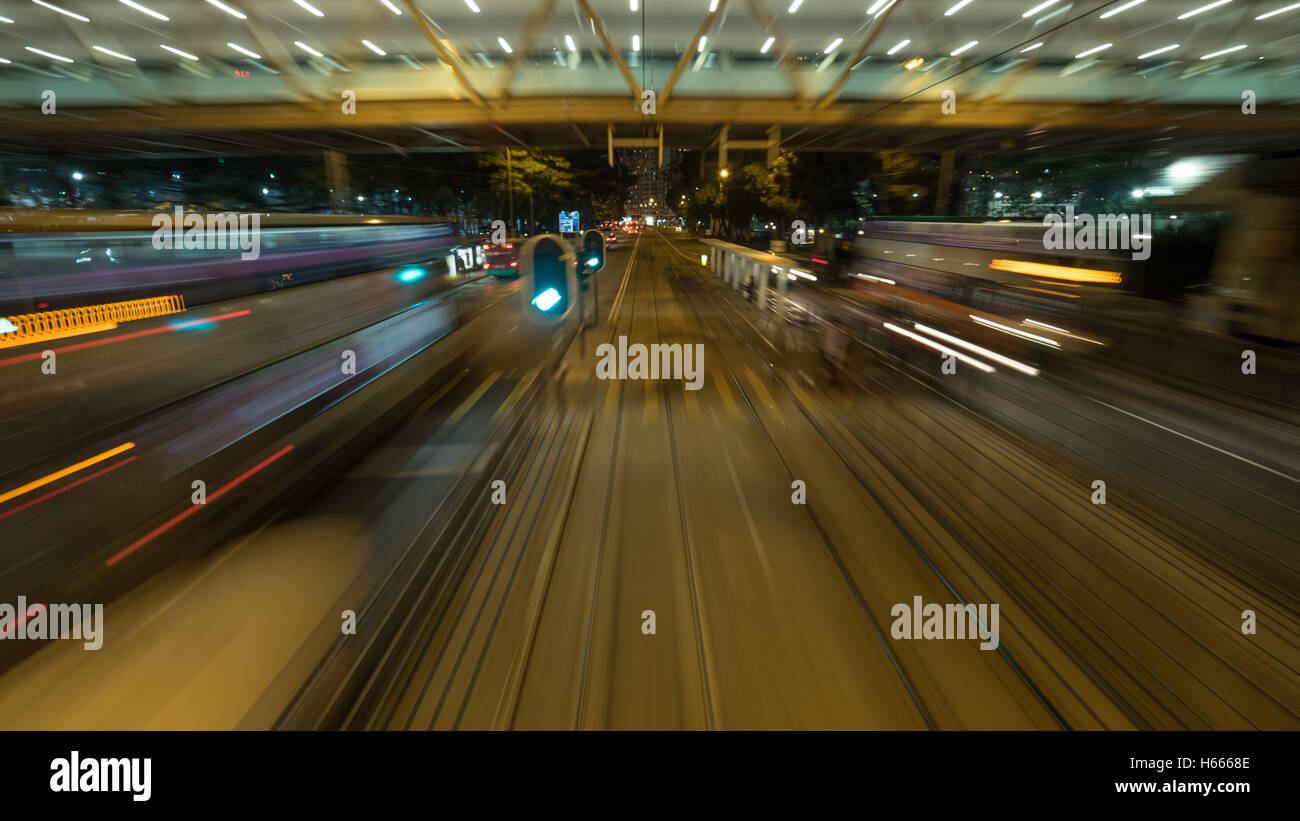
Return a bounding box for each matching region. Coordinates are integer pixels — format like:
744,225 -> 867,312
0,0 -> 1297,156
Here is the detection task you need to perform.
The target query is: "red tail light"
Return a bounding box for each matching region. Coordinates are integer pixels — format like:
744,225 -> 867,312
482,263 -> 489,269
506,243 -> 514,249
509,261 -> 517,267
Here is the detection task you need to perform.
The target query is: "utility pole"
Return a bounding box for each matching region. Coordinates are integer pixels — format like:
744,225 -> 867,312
507,147 -> 515,234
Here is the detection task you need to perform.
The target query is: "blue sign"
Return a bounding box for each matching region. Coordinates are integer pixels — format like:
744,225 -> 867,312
558,210 -> 579,233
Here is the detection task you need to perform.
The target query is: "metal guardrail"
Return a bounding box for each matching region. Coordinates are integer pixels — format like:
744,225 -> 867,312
1,294 -> 185,346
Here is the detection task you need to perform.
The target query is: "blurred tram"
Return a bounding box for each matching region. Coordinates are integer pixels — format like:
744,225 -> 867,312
847,219 -> 1129,330
0,210 -> 461,315
846,208 -> 1300,347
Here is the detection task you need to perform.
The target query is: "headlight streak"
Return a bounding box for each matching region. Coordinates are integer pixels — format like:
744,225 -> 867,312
969,314 -> 1060,347
913,323 -> 1040,375
883,322 -> 996,372
1023,318 -> 1105,345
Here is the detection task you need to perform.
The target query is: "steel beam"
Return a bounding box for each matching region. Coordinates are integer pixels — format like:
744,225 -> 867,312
402,0 -> 486,108
575,0 -> 642,102
660,2 -> 727,106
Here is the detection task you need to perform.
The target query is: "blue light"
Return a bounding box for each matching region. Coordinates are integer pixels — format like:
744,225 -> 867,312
398,267 -> 426,283
532,287 -> 561,311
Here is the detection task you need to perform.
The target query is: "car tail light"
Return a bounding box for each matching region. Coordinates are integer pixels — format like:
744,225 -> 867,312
509,261 -> 517,267
506,243 -> 513,249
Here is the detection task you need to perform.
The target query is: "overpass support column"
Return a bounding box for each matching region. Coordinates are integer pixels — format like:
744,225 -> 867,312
718,124 -> 729,175
935,149 -> 955,216
766,125 -> 781,167
324,150 -> 351,213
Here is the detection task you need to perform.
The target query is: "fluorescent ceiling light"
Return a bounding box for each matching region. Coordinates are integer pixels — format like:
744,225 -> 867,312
161,44 -> 199,60
25,46 -> 74,62
119,0 -> 168,20
205,0 -> 247,20
1100,0 -> 1145,17
825,38 -> 843,53
887,39 -> 910,55
761,36 -> 775,53
295,41 -> 324,58
1138,44 -> 1179,59
380,0 -> 402,13
293,0 -> 324,15
1255,2 -> 1300,19
1075,43 -> 1112,59
1022,0 -> 1058,17
565,35 -> 576,51
1200,43 -> 1246,59
945,0 -> 975,15
1178,0 -> 1231,20
950,40 -> 978,56
92,45 -> 136,61
498,37 -> 513,53
32,1 -> 89,22
362,40 -> 386,56
1020,41 -> 1044,53
227,42 -> 262,59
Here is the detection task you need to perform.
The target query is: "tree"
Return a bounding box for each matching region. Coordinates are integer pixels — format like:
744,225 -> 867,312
479,149 -> 576,232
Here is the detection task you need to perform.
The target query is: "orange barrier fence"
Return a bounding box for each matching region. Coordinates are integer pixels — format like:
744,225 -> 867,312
0,295 -> 185,348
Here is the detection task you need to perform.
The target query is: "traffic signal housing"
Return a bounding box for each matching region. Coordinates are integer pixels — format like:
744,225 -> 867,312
579,228 -> 606,278
519,234 -> 578,325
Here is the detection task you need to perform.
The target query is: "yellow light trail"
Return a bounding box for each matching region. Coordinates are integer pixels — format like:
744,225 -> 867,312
0,442 -> 136,507
989,259 -> 1122,284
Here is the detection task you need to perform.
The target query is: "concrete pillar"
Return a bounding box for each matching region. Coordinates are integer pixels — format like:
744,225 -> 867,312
766,125 -> 781,168
935,149 -> 955,216
323,150 -> 350,213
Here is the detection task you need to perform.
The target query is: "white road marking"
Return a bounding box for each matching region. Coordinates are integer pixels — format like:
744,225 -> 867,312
1090,398 -> 1300,485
